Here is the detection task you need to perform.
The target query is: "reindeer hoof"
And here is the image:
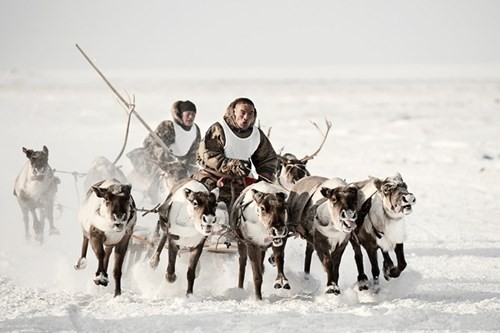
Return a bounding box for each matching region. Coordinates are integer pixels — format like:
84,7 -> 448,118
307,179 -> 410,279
74,258 -> 87,270
114,290 -> 121,297
149,255 -> 160,269
94,273 -> 109,286
166,273 -> 176,283
274,277 -> 290,290
358,274 -> 369,290
325,284 -> 340,295
384,266 -> 400,280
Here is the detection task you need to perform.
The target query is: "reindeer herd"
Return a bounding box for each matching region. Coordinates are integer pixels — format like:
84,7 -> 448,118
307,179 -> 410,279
13,122 -> 416,300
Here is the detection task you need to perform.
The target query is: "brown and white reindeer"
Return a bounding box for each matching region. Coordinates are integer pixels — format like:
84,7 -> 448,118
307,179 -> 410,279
230,181 -> 289,300
74,179 -> 137,297
350,172 -> 416,290
14,146 -> 60,242
275,119 -> 332,191
149,179 -> 219,296
287,176 -> 358,295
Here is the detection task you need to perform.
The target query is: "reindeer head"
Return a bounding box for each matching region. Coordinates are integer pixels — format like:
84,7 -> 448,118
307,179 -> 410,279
278,153 -> 311,186
252,189 -> 288,247
184,187 -> 219,236
320,185 -> 358,233
23,146 -> 49,178
372,172 -> 416,218
93,183 -> 133,232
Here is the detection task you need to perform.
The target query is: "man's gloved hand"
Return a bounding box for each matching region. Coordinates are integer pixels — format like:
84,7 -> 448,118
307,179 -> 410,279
222,159 -> 251,177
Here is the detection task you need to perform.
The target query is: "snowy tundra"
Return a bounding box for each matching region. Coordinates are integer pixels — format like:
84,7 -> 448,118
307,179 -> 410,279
1,71 -> 500,332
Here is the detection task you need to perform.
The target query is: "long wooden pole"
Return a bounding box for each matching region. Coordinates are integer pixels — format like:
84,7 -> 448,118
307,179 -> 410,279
75,44 -> 174,157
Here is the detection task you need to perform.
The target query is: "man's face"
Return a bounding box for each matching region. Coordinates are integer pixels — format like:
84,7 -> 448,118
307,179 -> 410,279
234,103 -> 255,130
182,111 -> 196,127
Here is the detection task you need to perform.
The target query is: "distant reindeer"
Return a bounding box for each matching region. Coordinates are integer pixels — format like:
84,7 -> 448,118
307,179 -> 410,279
231,182 -> 290,300
13,146 -> 60,242
74,179 -> 137,297
83,156 -> 128,191
275,119 -> 332,191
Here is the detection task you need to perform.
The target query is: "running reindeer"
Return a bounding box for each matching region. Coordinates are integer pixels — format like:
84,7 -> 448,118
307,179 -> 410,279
74,179 -> 137,297
350,173 -> 416,290
149,179 -> 219,296
14,146 -> 60,242
287,176 -> 358,295
275,119 -> 332,191
231,181 -> 290,300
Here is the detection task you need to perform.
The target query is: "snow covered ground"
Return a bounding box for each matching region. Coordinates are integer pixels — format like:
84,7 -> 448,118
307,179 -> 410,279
1,69 -> 499,332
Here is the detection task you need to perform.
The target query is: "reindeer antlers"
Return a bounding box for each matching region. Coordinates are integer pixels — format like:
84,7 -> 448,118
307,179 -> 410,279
300,118 -> 332,163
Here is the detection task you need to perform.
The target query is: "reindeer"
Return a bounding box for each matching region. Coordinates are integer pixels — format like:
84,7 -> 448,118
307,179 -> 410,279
287,176 -> 358,295
275,119 -> 332,191
83,156 -> 128,191
230,182 -> 289,300
350,173 -> 416,290
149,179 -> 219,296
74,179 -> 137,297
13,146 -> 60,242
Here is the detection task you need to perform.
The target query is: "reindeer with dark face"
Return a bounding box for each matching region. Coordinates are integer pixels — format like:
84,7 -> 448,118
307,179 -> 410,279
288,176 -> 358,295
350,173 -> 416,290
230,182 -> 289,300
74,179 -> 137,297
14,146 -> 60,242
275,119 -> 331,191
149,179 -> 219,295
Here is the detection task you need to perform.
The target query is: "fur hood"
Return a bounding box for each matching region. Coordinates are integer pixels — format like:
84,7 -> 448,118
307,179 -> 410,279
222,98 -> 257,137
171,100 -> 196,131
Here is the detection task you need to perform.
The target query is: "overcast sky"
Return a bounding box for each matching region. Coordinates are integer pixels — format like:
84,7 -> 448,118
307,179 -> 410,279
1,0 -> 500,75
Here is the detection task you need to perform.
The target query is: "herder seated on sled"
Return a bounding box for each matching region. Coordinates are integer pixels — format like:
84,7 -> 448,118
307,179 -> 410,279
192,97 -> 278,251
127,100 -> 201,204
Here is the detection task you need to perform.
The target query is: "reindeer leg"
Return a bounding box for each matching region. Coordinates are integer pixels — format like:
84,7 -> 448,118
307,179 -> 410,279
166,237 -> 178,283
74,235 -> 89,270
366,245 -> 380,285
186,240 -> 205,295
113,234 -> 131,297
90,232 -> 109,287
45,202 -> 59,235
382,249 -> 402,280
247,244 -> 264,300
350,237 -> 369,290
272,241 -> 290,290
395,243 -> 407,273
237,241 -> 248,289
30,207 -> 44,243
20,206 -> 30,240
315,243 -> 340,295
304,241 -> 314,274
329,243 -> 348,294
149,232 -> 167,269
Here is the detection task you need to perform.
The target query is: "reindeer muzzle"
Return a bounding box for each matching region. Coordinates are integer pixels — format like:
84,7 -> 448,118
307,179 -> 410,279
340,209 -> 357,233
399,193 -> 416,215
271,226 -> 288,247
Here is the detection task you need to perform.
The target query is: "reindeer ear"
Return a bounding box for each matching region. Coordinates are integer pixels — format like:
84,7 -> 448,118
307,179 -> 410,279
92,186 -> 107,198
121,184 -> 131,196
43,145 -> 49,154
251,189 -> 265,204
23,147 -> 33,158
210,187 -> 220,200
184,188 -> 195,201
320,187 -> 332,199
276,192 -> 287,201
